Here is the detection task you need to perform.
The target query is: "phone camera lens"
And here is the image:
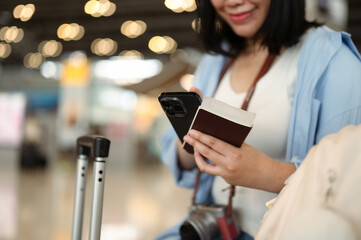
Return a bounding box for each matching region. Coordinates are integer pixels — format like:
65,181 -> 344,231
174,105 -> 183,112
161,101 -> 170,108
166,109 -> 175,116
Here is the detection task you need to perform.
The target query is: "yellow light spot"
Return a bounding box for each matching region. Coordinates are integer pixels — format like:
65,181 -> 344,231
24,52 -> 44,69
13,5 -> 24,19
0,43 -> 11,58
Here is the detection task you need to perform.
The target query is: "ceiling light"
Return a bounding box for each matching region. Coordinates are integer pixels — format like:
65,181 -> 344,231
163,36 -> 177,51
164,0 -> 183,12
120,20 -> 147,38
84,0 -> 116,17
0,27 -> 7,41
148,36 -> 167,54
148,36 -> 177,54
13,28 -> 24,43
24,52 -> 45,69
13,4 -> 35,22
84,0 -> 100,16
164,0 -> 196,13
93,57 -> 163,85
91,38 -> 118,56
182,0 -> 197,12
97,0 -> 111,16
13,5 -> 23,19
38,40 -> 63,57
0,26 -> 24,43
73,25 -> 85,41
4,27 -> 17,43
67,24 -> 80,40
102,1 -> 116,16
57,23 -> 85,41
0,43 -> 11,58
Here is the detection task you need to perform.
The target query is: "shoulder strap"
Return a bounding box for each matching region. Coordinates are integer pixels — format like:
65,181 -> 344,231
193,53 -> 276,218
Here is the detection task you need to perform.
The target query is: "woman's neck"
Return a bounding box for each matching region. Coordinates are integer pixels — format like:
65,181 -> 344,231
243,39 -> 267,57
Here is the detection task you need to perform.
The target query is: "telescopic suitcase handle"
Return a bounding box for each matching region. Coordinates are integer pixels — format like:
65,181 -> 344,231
72,134 -> 111,240
77,135 -> 111,158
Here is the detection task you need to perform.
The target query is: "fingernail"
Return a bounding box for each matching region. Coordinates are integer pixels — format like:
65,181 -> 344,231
188,130 -> 194,135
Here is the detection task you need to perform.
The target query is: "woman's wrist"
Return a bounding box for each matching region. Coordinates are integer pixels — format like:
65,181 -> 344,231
177,140 -> 197,170
256,154 -> 296,193
234,145 -> 296,193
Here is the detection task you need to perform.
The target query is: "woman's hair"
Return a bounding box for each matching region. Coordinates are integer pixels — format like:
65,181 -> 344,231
195,0 -> 318,57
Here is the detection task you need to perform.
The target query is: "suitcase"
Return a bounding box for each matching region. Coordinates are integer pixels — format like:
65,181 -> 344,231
71,135 -> 111,240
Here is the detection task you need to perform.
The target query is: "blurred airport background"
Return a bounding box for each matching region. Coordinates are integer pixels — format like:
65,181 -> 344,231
0,0 -> 359,239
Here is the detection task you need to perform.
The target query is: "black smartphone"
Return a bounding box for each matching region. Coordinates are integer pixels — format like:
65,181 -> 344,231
158,91 -> 202,153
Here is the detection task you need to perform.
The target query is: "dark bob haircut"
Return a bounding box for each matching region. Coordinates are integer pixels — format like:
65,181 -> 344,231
195,0 -> 318,57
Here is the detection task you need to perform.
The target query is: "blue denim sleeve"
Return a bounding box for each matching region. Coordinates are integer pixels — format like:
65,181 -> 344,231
315,44 -> 361,144
160,127 -> 199,188
290,156 -> 303,169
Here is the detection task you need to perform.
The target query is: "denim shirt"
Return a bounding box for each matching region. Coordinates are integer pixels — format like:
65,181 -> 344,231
156,26 -> 361,239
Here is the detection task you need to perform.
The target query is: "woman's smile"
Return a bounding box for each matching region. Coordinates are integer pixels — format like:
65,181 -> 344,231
229,8 -> 255,23
211,0 -> 270,38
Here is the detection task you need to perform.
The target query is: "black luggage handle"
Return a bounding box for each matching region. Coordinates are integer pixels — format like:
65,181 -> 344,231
76,135 -> 111,158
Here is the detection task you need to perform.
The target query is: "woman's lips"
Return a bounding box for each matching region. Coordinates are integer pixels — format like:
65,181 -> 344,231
229,10 -> 254,23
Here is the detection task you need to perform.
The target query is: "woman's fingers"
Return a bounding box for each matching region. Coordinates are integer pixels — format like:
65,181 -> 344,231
193,150 -> 220,175
184,131 -> 218,158
184,129 -> 230,168
187,129 -> 233,156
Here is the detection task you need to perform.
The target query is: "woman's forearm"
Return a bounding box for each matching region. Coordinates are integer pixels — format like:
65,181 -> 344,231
245,147 -> 296,193
176,140 -> 197,170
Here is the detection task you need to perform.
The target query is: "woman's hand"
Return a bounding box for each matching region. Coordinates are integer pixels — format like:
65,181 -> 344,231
183,129 -> 296,193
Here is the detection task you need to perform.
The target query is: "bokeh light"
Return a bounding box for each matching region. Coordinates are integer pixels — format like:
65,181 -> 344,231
91,38 -> 118,56
23,52 -> 45,69
13,4 -> 35,22
120,20 -> 147,39
0,26 -> 24,43
0,43 -> 12,58
164,0 -> 196,13
148,36 -> 177,54
84,0 -> 116,17
38,40 -> 63,57
57,23 -> 85,41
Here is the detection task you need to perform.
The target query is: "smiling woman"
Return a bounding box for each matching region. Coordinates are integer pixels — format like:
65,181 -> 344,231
156,0 -> 361,239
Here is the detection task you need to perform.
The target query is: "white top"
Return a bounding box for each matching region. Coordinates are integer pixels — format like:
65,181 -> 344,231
212,40 -> 304,236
